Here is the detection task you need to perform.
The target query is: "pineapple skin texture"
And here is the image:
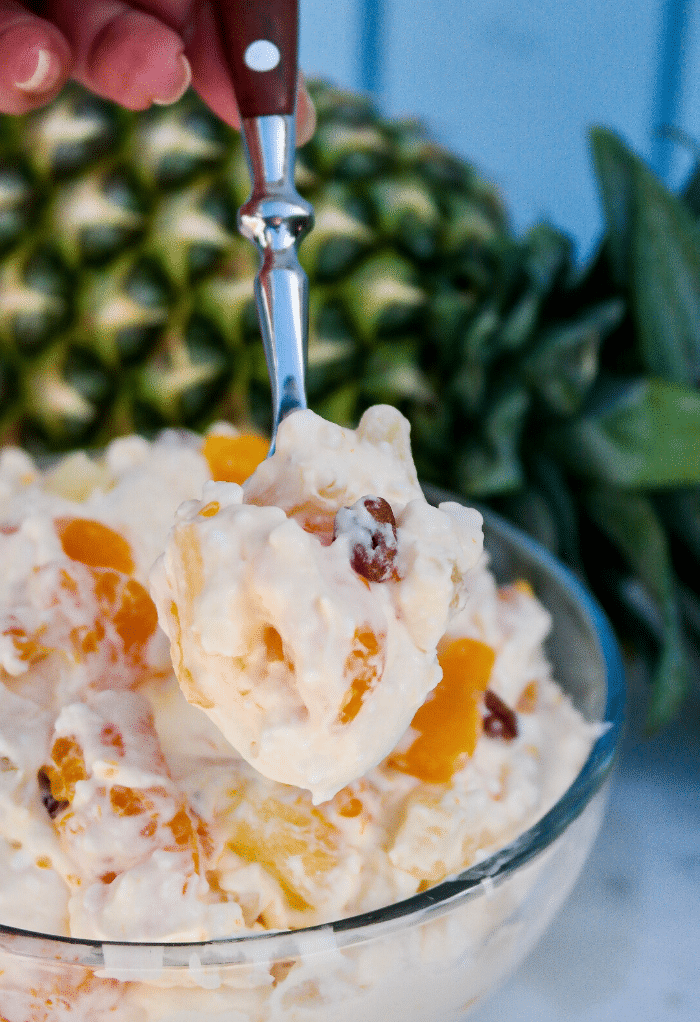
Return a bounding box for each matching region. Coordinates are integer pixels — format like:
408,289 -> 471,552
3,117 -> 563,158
0,82 -> 513,487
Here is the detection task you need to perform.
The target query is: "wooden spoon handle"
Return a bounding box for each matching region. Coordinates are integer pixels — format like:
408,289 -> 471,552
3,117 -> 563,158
214,0 -> 299,119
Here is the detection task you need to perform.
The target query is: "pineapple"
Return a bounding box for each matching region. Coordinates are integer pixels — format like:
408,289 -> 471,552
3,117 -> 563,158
0,82 -> 698,728
0,81 -> 510,455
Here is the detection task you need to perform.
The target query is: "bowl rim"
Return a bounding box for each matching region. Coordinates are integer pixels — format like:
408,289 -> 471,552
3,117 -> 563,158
0,503 -> 625,963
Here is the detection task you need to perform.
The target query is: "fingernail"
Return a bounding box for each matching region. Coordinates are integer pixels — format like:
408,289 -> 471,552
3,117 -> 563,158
153,54 -> 191,106
14,47 -> 60,93
297,89 -> 317,146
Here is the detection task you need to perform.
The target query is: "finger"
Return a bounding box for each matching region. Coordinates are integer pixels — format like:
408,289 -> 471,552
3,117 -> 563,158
47,0 -> 191,109
184,0 -> 239,129
185,0 -> 315,144
0,0 -> 71,114
296,72 -> 317,147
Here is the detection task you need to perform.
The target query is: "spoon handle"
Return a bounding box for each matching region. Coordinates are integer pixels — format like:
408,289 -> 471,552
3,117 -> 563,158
214,0 -> 299,118
214,0 -> 313,450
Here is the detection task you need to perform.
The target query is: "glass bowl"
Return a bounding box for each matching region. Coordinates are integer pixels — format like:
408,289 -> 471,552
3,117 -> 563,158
0,501 -> 625,1022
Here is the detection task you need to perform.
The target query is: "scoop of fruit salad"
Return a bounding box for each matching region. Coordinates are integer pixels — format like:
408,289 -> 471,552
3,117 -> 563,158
150,406 -> 483,802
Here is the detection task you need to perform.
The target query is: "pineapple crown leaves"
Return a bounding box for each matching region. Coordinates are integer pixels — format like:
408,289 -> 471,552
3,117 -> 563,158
531,126 -> 700,730
591,126 -> 700,386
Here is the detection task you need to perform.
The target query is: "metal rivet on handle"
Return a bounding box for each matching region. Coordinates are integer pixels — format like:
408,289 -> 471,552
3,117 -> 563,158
244,40 -> 281,72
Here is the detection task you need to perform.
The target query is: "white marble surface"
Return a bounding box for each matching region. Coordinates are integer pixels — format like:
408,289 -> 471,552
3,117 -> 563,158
470,667 -> 700,1022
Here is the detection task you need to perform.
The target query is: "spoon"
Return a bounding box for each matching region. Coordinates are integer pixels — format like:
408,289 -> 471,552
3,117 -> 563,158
214,0 -> 314,452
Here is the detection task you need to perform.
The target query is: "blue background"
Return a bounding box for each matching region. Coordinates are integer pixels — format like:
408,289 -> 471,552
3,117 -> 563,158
300,0 -> 698,264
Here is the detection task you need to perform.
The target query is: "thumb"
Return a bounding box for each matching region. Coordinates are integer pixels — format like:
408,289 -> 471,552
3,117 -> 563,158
0,0 -> 71,114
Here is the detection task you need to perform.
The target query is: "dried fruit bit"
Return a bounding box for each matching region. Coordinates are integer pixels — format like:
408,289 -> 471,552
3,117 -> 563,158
37,768 -> 69,820
203,433 -> 268,484
55,518 -> 134,575
483,690 -> 519,741
333,496 -> 398,582
389,637 -> 495,783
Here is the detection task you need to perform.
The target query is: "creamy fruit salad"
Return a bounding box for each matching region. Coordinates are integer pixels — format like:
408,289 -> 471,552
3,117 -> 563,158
0,406 -> 599,944
151,407 -> 483,802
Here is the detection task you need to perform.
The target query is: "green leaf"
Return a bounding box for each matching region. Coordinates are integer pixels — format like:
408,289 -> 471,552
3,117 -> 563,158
590,128 -> 636,286
584,485 -> 689,729
501,486 -> 560,554
654,487 -> 700,564
645,613 -> 689,732
523,222 -> 573,293
456,386 -> 530,496
362,339 -> 436,404
549,377 -> 700,487
527,453 -> 583,568
523,299 -> 624,416
630,157 -> 700,386
681,161 -> 700,219
678,582 -> 700,645
450,305 -> 500,413
591,128 -> 700,384
497,289 -> 541,352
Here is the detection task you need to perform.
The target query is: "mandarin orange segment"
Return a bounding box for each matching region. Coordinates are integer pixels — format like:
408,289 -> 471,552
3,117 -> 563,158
203,433 -> 269,484
92,568 -> 121,607
388,637 -> 495,784
100,725 -> 125,754
166,807 -> 201,873
110,785 -> 148,817
516,680 -> 539,713
56,518 -> 134,575
199,501 -> 220,518
112,578 -> 158,654
336,795 -> 363,818
262,624 -> 286,663
338,629 -> 383,725
43,737 -> 88,803
4,623 -> 50,664
286,502 -> 336,545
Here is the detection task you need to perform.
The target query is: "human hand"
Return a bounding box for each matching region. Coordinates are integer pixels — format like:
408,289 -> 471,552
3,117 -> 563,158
0,0 -> 316,142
